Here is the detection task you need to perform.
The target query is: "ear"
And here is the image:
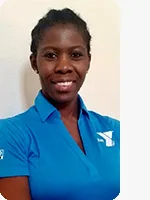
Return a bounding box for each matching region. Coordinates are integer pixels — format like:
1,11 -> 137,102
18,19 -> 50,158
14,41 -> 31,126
87,53 -> 91,71
30,54 -> 38,74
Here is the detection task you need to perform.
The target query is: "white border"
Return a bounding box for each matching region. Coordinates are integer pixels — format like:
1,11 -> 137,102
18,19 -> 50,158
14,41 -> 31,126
120,0 -> 150,200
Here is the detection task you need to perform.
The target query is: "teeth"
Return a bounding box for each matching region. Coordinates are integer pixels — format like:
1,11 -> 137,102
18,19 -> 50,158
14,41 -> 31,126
56,81 -> 72,86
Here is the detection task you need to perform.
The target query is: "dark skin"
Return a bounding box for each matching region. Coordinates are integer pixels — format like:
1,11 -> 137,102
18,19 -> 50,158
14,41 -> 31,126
0,23 -> 91,199
31,23 -> 91,152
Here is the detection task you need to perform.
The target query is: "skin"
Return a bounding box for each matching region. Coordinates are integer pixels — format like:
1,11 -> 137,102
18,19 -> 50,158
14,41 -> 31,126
0,177 -> 31,200
31,23 -> 91,150
0,23 -> 91,199
31,23 -> 91,117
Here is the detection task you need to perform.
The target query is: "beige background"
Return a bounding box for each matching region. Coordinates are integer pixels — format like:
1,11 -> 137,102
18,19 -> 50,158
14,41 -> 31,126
0,0 -> 120,119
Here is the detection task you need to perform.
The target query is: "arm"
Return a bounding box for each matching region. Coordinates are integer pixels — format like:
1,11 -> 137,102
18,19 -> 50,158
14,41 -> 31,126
0,118 -> 32,200
0,177 -> 31,200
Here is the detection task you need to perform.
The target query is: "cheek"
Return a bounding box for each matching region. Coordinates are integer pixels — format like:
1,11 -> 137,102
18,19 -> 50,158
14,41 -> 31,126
37,61 -> 54,77
75,62 -> 89,78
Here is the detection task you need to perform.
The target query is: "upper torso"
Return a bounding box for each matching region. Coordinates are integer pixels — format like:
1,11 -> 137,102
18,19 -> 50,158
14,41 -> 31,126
0,92 -> 120,200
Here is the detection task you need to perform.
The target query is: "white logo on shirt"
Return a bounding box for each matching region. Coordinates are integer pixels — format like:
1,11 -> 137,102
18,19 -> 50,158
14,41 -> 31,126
0,149 -> 4,160
97,131 -> 115,147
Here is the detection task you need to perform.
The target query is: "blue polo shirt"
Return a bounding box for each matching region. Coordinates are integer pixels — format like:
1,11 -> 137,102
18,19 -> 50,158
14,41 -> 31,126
0,91 -> 120,200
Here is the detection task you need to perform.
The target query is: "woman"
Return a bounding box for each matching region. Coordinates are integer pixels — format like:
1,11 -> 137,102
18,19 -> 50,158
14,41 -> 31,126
0,8 -> 120,200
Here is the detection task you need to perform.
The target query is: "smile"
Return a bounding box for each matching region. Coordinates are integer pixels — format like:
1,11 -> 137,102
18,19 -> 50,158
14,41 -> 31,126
52,81 -> 75,92
56,81 -> 73,86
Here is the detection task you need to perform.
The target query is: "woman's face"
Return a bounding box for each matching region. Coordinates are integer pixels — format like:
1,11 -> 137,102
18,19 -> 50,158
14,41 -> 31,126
30,23 -> 91,103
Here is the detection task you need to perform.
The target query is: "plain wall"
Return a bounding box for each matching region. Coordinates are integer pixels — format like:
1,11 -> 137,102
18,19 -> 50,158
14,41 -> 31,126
0,0 -> 120,119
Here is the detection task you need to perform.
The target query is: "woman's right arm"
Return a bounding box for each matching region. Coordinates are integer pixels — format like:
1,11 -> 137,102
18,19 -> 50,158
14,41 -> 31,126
0,119 -> 32,200
0,177 -> 31,200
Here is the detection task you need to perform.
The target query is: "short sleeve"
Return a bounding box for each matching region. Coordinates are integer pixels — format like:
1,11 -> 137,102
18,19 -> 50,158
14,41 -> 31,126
0,118 -> 30,178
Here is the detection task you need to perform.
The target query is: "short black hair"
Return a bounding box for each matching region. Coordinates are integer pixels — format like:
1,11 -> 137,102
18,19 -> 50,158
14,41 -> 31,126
30,8 -> 92,55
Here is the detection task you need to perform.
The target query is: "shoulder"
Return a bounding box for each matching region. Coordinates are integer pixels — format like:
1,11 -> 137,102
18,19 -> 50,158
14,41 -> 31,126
0,105 -> 38,126
0,106 -> 36,141
88,111 -> 120,128
0,110 -> 36,178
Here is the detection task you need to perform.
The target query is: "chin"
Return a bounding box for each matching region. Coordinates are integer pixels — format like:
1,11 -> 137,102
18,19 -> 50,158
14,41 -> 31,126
53,93 -> 77,104
43,90 -> 77,104
42,88 -> 78,104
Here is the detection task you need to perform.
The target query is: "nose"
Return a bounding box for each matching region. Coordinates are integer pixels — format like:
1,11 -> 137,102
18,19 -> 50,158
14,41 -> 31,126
54,54 -> 73,74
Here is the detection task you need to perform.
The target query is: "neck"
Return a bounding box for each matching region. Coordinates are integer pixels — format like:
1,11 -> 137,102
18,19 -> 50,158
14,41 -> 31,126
44,94 -> 79,120
56,97 -> 79,120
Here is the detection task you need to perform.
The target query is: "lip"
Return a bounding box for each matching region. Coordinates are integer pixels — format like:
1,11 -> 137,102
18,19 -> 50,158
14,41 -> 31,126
51,78 -> 76,92
51,78 -> 76,84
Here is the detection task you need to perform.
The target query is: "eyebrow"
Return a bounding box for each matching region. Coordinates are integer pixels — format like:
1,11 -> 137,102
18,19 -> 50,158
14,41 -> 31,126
39,45 -> 87,52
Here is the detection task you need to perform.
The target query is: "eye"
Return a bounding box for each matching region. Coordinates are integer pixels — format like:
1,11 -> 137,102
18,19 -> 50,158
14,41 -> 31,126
44,52 -> 57,60
71,52 -> 83,59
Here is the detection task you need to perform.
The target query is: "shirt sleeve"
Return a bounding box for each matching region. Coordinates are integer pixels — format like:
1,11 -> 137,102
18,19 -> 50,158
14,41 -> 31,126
0,118 -> 30,178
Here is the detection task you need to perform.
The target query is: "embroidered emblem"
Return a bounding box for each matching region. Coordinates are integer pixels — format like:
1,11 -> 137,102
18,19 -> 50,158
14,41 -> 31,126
97,131 -> 115,147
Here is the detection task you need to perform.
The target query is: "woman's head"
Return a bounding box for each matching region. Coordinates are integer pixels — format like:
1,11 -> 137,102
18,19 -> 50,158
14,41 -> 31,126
30,8 -> 92,104
30,8 -> 91,56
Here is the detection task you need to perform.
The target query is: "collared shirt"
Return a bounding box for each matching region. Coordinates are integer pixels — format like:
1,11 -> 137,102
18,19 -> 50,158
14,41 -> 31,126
0,91 -> 120,200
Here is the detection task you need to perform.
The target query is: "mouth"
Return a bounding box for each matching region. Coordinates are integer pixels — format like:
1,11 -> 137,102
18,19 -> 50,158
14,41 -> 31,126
55,81 -> 73,86
52,80 -> 75,92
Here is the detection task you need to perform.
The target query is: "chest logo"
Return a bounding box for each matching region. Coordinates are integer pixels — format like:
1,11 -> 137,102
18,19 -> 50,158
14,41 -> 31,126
0,149 -> 4,160
97,131 -> 115,147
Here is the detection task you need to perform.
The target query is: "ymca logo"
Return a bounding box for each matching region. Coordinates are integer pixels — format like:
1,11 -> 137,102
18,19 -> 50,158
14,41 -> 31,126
97,131 -> 115,147
0,149 -> 4,160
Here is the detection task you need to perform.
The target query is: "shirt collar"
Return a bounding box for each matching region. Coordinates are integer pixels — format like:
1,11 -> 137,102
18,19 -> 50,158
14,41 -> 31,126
35,91 -> 89,122
35,91 -> 58,122
78,95 -> 89,118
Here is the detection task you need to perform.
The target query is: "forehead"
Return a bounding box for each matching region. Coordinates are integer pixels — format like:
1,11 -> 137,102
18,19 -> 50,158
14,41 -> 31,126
38,24 -> 86,50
